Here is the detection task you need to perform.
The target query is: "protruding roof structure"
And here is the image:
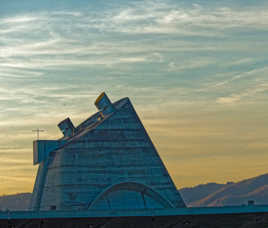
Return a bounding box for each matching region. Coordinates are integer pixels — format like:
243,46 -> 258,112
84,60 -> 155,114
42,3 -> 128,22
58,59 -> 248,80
30,93 -> 185,211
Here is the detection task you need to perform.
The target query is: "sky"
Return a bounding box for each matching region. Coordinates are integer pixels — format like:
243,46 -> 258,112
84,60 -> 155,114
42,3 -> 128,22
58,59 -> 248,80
0,0 -> 268,195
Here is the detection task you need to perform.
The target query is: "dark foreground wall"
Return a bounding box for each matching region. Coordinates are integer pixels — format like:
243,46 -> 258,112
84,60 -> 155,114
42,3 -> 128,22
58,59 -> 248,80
1,213 -> 268,228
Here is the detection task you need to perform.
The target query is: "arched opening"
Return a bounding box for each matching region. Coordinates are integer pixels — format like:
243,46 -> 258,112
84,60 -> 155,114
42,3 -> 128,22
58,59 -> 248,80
87,182 -> 173,210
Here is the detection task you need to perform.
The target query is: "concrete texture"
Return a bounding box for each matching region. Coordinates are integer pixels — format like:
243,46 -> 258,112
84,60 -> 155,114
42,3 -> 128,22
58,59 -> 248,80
30,93 -> 185,211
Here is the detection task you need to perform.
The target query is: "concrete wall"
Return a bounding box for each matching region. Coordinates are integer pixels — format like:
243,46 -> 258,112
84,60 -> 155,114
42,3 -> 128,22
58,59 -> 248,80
31,95 -> 185,211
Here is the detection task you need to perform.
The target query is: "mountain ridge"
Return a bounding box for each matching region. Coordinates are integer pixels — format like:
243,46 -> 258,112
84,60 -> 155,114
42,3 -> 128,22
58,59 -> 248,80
1,173 -> 268,210
180,173 -> 268,207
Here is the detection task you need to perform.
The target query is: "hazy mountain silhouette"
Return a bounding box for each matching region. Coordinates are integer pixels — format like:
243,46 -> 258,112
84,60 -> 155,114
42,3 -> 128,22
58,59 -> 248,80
0,193 -> 31,211
180,173 -> 268,207
1,173 -> 268,210
180,182 -> 226,205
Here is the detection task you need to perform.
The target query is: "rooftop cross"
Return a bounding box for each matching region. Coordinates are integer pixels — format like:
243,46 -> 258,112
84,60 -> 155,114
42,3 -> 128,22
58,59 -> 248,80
32,128 -> 45,140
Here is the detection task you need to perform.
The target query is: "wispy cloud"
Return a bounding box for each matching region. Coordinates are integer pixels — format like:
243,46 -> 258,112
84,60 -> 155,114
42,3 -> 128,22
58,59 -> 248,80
168,58 -> 216,72
1,3 -> 267,75
101,2 -> 268,34
2,15 -> 38,24
217,83 -> 268,104
0,0 -> 268,193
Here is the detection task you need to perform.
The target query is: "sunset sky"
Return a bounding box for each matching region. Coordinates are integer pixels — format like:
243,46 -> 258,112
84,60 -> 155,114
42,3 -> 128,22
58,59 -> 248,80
1,0 -> 268,195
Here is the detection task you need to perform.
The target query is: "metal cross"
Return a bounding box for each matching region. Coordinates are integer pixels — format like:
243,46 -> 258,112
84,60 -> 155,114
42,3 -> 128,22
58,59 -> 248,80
32,128 -> 45,140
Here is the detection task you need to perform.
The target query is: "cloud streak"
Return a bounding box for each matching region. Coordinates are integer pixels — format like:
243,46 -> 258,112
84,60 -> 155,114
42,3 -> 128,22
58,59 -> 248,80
0,0 -> 268,194
217,83 -> 268,104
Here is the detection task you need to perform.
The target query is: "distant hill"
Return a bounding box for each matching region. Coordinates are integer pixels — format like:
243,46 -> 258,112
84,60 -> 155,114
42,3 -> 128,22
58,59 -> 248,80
180,182 -> 226,205
2,173 -> 268,210
180,173 -> 268,207
0,193 -> 31,211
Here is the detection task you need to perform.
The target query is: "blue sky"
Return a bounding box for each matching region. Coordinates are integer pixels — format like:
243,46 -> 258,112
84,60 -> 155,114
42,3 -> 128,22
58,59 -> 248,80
0,0 -> 268,194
